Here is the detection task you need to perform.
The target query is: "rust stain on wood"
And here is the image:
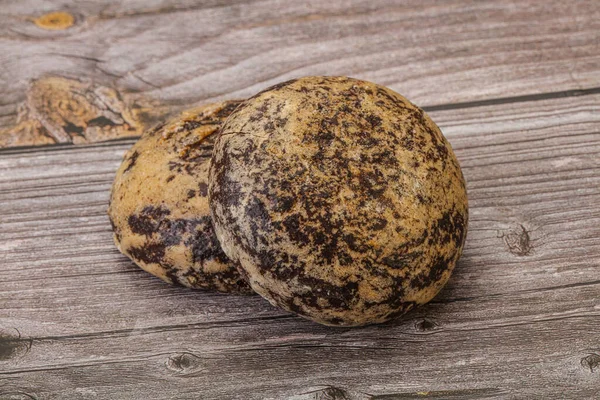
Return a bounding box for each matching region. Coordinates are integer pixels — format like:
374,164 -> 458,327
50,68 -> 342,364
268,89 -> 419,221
0,76 -> 166,148
33,11 -> 75,30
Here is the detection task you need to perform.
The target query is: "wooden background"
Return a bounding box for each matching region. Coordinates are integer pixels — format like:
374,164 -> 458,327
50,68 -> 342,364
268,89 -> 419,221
1,0 -> 599,398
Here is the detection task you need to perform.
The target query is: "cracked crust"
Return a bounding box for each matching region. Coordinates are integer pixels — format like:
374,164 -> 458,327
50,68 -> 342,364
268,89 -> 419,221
108,100 -> 253,294
209,77 -> 468,325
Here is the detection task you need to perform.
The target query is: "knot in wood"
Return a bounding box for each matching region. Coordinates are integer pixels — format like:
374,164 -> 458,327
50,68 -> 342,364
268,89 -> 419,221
34,11 -> 75,30
0,329 -> 31,361
315,386 -> 351,400
415,318 -> 438,332
580,353 -> 600,373
166,352 -> 202,374
501,224 -> 532,256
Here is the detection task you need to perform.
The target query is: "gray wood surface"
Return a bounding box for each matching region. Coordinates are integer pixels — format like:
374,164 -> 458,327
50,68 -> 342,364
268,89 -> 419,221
1,0 -> 599,399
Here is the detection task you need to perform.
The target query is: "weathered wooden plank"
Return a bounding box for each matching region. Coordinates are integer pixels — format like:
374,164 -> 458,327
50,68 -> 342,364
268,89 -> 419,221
1,0 -> 600,396
1,90 -> 599,398
1,0 -> 600,145
1,93 -> 599,333
1,280 -> 599,370
0,315 -> 598,398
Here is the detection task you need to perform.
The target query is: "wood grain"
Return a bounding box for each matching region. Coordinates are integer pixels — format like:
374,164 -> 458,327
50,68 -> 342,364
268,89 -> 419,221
1,87 -> 599,398
2,0 -> 600,398
1,0 -> 600,146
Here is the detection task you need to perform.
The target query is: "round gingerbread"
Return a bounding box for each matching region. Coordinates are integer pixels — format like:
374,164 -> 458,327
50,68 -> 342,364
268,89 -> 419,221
108,101 -> 252,294
209,77 -> 468,325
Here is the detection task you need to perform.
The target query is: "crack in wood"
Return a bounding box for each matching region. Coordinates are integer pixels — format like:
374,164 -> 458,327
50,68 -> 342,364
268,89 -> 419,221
0,392 -> 38,400
2,78 -> 600,149
423,86 -> 600,112
14,314 -> 294,343
367,387 -> 503,399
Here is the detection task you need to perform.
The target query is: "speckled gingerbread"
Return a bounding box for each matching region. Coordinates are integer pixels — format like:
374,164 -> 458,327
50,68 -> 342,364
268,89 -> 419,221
108,101 -> 252,294
209,76 -> 468,325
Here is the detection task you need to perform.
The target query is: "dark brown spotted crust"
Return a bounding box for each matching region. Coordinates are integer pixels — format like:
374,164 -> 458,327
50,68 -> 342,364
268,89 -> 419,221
209,77 -> 468,325
108,101 -> 253,294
